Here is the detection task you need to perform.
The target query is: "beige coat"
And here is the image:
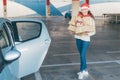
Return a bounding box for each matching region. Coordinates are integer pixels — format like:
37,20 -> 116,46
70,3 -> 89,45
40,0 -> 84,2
68,15 -> 95,36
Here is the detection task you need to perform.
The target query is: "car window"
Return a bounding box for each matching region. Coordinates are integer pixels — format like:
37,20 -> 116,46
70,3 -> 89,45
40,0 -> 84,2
16,22 -> 41,41
6,22 -> 15,41
0,24 -> 12,53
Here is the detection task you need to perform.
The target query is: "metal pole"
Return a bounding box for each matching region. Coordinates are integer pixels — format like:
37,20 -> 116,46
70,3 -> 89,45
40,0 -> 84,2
86,0 -> 89,4
46,0 -> 50,16
3,0 -> 7,17
72,0 -> 80,17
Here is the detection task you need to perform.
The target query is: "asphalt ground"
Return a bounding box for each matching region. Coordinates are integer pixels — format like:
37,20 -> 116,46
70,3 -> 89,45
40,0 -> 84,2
22,16 -> 120,80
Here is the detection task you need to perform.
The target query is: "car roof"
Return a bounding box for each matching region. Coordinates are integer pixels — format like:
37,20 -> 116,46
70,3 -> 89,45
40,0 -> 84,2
0,18 -> 5,24
0,17 -> 44,30
9,17 -> 44,24
0,18 -> 10,30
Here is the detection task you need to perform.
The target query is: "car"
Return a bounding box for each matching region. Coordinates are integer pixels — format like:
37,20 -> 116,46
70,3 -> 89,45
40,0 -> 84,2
65,10 -> 72,19
0,18 -> 51,80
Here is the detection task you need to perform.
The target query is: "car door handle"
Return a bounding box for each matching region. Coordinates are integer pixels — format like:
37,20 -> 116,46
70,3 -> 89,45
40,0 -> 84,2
45,39 -> 50,44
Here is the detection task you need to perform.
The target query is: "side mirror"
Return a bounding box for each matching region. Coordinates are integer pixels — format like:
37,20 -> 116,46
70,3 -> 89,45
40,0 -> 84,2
4,49 -> 21,62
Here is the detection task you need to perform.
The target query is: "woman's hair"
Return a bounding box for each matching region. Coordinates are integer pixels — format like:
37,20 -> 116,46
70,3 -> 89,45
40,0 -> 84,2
78,11 -> 95,19
88,11 -> 95,19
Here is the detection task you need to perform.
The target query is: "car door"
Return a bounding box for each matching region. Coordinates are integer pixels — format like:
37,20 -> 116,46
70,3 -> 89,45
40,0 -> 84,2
8,20 -> 51,78
0,21 -> 20,80
0,23 -> 14,80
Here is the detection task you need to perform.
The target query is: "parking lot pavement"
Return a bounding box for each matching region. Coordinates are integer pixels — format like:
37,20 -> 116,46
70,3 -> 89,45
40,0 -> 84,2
22,16 -> 120,80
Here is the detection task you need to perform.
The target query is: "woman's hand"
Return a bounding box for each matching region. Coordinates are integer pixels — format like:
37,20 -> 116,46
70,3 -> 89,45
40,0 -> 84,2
82,31 -> 90,35
75,33 -> 83,36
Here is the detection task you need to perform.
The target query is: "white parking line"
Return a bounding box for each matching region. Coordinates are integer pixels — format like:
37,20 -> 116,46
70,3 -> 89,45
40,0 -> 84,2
41,60 -> 120,68
53,53 -> 78,56
35,71 -> 42,80
53,50 -> 120,57
106,51 -> 120,53
116,61 -> 120,64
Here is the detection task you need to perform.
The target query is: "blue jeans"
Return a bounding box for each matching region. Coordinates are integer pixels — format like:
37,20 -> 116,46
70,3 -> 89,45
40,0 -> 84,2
76,39 -> 90,71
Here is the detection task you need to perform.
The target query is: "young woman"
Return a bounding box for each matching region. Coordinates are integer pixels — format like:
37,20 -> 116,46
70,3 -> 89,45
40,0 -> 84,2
68,3 -> 96,79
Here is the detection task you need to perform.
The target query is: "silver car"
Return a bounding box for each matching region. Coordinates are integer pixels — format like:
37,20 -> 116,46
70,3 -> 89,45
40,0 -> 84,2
0,18 -> 51,80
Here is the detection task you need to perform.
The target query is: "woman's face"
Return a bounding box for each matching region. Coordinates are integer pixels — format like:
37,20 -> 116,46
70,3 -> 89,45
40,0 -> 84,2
81,8 -> 89,14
